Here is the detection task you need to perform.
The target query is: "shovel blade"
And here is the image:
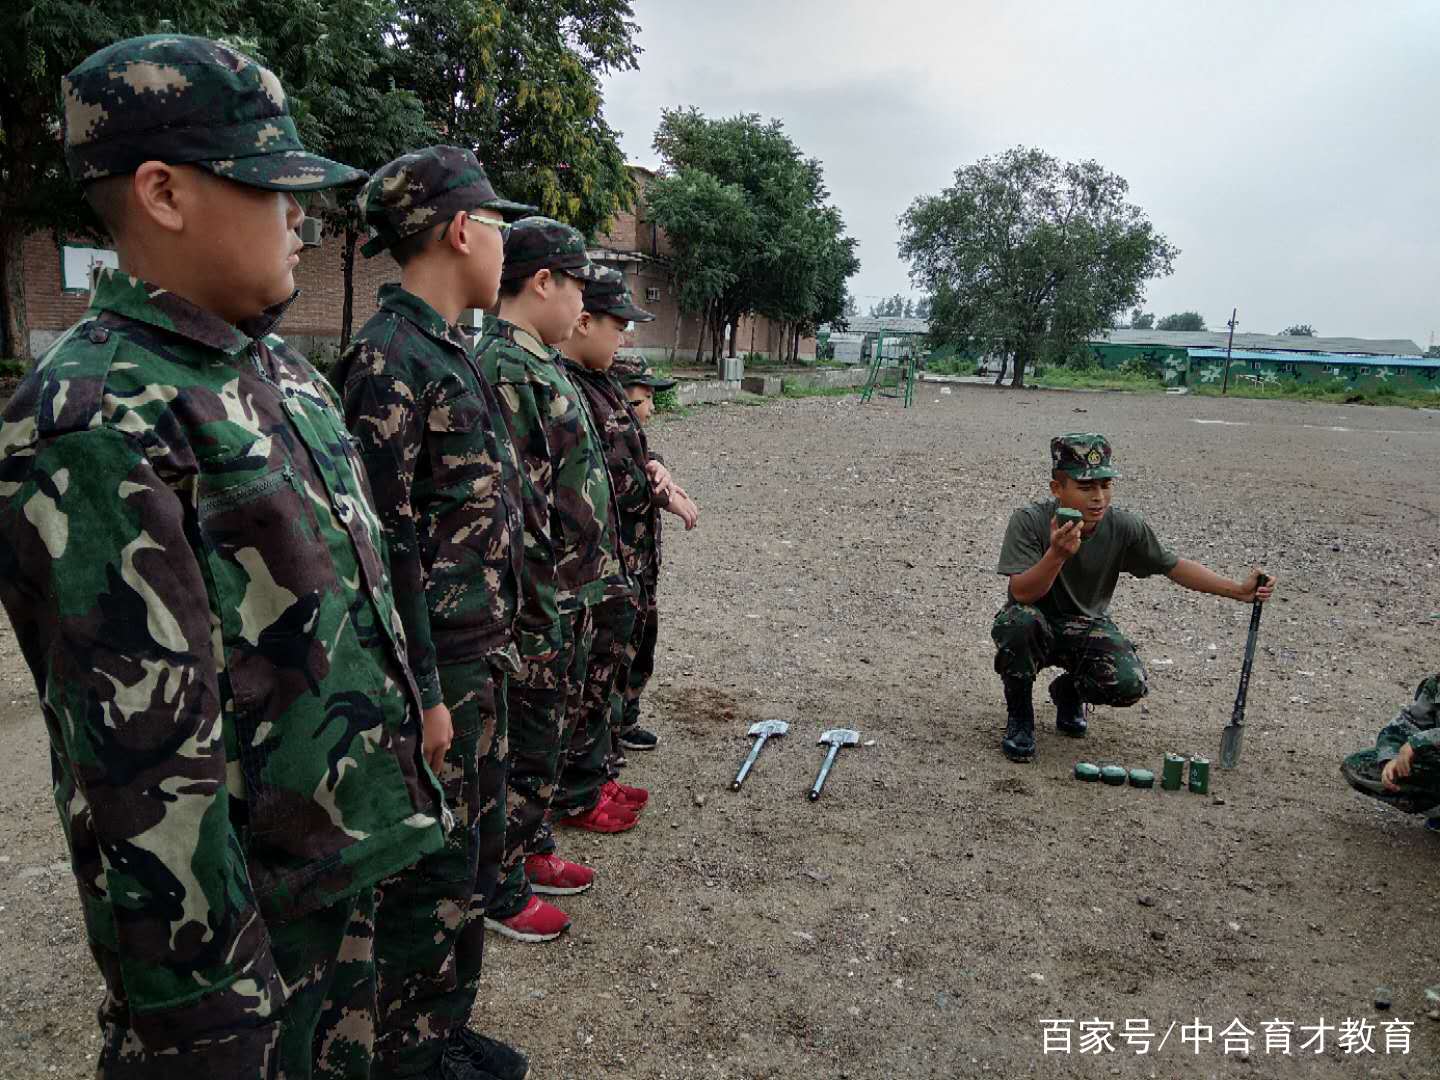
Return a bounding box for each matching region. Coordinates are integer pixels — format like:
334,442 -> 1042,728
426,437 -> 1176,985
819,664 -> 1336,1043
1219,724 -> 1244,769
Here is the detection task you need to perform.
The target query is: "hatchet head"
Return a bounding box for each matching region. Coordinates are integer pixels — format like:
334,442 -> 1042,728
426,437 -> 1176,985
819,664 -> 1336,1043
818,728 -> 859,747
748,720 -> 789,739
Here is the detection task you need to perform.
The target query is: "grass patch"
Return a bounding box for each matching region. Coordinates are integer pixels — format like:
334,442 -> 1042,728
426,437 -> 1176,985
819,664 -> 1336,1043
1032,367 -> 1166,392
780,381 -> 865,399
925,357 -> 980,377
1191,379 -> 1440,408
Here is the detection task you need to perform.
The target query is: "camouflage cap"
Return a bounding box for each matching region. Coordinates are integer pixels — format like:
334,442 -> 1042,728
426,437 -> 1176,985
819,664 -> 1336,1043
357,145 -> 536,258
583,268 -> 655,323
500,216 -> 605,283
63,35 -> 365,191
1051,433 -> 1118,480
613,357 -> 676,392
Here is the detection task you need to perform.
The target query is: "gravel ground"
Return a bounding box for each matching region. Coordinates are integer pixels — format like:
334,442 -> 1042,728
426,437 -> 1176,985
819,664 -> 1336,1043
1,384 -> 1438,1079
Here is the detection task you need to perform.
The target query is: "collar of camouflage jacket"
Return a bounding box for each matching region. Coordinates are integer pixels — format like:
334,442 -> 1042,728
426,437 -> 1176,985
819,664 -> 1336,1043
90,268 -> 297,355
493,316 -> 552,361
376,283 -> 472,354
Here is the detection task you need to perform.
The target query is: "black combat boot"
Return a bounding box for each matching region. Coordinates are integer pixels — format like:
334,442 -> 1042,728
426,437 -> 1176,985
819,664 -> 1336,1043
1001,677 -> 1037,762
1049,673 -> 1088,737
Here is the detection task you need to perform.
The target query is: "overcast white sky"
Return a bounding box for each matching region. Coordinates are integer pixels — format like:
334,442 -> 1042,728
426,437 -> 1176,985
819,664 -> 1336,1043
601,0 -> 1440,347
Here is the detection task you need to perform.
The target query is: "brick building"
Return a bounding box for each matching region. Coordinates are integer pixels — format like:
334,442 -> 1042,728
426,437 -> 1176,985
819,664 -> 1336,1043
18,164 -> 815,366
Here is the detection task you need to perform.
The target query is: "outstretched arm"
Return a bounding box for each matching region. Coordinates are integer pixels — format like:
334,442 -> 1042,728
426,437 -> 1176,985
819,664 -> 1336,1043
1167,559 -> 1275,603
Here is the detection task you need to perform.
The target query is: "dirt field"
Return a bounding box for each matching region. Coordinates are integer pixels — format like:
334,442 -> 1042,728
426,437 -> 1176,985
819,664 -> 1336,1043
2,384 -> 1438,1079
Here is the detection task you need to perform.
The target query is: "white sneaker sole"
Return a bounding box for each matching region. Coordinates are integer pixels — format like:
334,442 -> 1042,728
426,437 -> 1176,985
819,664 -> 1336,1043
529,879 -> 594,896
484,916 -> 569,943
617,737 -> 659,751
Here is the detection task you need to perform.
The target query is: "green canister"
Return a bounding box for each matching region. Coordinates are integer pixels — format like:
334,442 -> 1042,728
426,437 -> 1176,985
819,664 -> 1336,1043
1162,754 -> 1185,791
1188,756 -> 1211,794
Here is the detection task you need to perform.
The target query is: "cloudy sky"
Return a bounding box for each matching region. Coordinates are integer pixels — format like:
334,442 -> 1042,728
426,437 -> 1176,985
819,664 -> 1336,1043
601,0 -> 1440,347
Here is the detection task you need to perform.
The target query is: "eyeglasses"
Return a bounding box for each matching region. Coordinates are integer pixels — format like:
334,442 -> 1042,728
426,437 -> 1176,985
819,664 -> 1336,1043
464,213 -> 510,239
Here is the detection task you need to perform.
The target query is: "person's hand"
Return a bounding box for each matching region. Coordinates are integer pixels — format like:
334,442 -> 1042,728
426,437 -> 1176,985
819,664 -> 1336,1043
1235,568 -> 1277,603
1382,742 -> 1416,792
1048,517 -> 1083,561
665,487 -> 699,529
421,703 -> 453,774
646,460 -> 674,501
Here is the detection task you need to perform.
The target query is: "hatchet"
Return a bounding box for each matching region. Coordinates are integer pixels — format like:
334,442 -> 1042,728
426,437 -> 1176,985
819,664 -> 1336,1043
731,720 -> 788,791
808,728 -> 859,801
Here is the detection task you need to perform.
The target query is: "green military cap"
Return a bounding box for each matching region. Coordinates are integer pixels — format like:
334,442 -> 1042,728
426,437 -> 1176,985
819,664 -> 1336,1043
613,357 -> 676,392
1051,432 -> 1118,480
63,34 -> 365,190
500,216 -> 605,283
357,145 -> 536,258
583,268 -> 655,323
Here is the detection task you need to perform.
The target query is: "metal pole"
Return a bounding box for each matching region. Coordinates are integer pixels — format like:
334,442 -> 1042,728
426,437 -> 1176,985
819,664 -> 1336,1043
1221,308 -> 1238,395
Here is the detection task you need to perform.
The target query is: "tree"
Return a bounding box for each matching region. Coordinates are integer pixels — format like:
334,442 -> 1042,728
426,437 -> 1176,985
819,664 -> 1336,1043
1,1 -> 238,360
902,298 -> 914,319
1282,323 -> 1315,336
899,147 -> 1177,387
648,109 -> 857,362
391,0 -> 639,238
1427,345 -> 1440,359
246,0 -> 433,349
915,295 -> 932,320
843,294 -> 859,318
1129,308 -> 1155,329
1156,311 -> 1206,331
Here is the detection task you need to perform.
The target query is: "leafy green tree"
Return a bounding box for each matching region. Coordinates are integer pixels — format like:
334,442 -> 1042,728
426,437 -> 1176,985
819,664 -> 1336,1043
390,0 -> 639,237
1156,311 -> 1206,331
900,146 -> 1177,387
247,0 -> 433,347
648,109 -> 857,362
1282,323 -> 1315,336
915,295 -> 932,320
1129,308 -> 1155,329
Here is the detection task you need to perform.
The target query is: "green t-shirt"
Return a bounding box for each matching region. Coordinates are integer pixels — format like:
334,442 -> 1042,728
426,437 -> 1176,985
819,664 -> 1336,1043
996,498 -> 1179,618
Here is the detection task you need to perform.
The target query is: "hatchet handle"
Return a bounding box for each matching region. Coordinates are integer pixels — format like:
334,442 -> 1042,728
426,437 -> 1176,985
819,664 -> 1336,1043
808,744 -> 842,801
732,735 -> 767,791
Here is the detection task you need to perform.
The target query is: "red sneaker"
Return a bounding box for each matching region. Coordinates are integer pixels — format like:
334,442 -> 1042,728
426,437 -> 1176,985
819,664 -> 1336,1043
603,779 -> 649,810
558,796 -> 638,833
484,895 -> 571,942
524,852 -> 595,895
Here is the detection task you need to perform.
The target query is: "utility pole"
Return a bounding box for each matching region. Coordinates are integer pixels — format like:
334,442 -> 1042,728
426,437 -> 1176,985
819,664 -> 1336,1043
1221,308 -> 1238,395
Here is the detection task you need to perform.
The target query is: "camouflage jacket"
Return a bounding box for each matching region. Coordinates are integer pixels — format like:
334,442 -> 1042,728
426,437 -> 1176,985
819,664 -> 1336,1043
0,270 -> 444,1052
335,286 -> 523,707
1376,674 -> 1440,760
474,319 -> 630,626
563,360 -> 666,585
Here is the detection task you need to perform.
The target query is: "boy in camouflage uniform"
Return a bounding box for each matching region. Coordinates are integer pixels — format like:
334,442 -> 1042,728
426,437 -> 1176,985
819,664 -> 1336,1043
556,272 -> 666,812
611,357 -> 699,761
993,433 -> 1275,762
0,36 -> 447,1079
475,218 -> 637,943
334,147 -> 533,1080
1341,675 -> 1440,819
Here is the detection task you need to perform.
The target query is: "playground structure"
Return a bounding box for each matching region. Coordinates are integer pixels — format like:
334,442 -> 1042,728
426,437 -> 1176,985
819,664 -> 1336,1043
859,334 -> 921,407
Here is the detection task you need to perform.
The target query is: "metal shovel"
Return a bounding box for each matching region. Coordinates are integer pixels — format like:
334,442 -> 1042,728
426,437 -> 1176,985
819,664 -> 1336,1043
808,728 -> 859,800
1220,574 -> 1269,769
732,720 -> 788,791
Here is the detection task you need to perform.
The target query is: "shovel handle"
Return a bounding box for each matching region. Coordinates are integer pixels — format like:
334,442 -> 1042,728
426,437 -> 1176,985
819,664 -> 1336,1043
1230,573 -> 1269,726
732,735 -> 766,791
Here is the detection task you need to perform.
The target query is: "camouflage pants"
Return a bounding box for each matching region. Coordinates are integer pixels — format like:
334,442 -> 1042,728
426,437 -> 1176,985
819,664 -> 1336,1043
96,888 -> 378,1080
615,576 -> 658,736
373,661 -> 508,1078
489,612 -> 592,917
551,595 -> 638,819
991,604 -> 1148,707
